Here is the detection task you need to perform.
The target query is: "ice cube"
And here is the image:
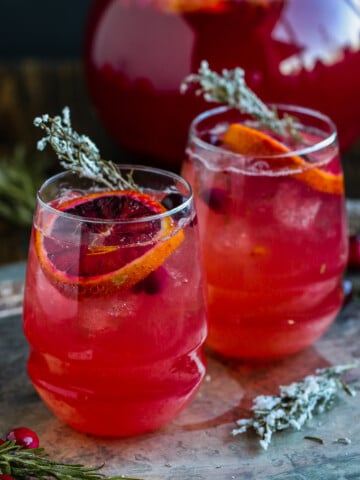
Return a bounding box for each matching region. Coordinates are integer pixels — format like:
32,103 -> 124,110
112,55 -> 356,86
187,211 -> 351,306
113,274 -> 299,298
273,181 -> 321,230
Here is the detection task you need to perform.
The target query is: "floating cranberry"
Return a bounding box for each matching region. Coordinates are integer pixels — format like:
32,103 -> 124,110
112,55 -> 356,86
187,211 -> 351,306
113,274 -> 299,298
348,234 -> 360,270
161,193 -> 186,211
133,266 -> 169,295
6,427 -> 39,449
201,187 -> 230,214
189,213 -> 198,228
201,132 -> 223,147
161,192 -> 191,223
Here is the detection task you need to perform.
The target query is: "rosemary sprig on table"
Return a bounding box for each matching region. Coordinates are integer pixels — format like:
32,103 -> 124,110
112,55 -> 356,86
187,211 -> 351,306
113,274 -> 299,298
34,107 -> 138,191
232,364 -> 357,451
0,441 -> 142,480
181,60 -> 298,138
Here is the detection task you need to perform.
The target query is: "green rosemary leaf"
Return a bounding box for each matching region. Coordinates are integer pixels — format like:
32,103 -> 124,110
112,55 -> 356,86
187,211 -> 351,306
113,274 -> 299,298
181,60 -> 298,138
340,378 -> 356,396
0,441 -> 142,480
304,436 -> 324,444
33,107 -> 139,192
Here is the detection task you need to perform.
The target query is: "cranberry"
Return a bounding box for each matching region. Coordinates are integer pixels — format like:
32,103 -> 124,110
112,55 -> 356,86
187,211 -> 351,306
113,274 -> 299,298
6,427 -> 39,449
161,192 -> 191,223
201,132 -> 223,146
161,193 -> 186,210
189,213 -> 198,228
0,475 -> 15,480
133,266 -> 169,295
348,234 -> 360,270
201,187 -> 230,214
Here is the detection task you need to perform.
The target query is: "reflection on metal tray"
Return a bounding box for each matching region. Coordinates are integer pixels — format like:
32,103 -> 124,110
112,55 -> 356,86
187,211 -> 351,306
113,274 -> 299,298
0,279 -> 24,318
0,262 -> 26,318
347,198 -> 360,235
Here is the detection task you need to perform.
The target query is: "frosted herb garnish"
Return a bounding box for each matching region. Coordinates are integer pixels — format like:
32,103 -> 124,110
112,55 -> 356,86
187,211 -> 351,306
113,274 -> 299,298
232,364 -> 357,451
34,107 -> 138,191
181,60 -> 298,138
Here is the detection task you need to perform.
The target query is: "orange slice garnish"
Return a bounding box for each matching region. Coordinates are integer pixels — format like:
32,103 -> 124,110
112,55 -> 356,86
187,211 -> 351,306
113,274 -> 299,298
35,190 -> 184,298
222,123 -> 344,195
159,0 -> 225,13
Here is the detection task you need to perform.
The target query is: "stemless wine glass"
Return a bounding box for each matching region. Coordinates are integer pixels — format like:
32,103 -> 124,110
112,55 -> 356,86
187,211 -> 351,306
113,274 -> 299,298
23,165 -> 207,436
182,105 -> 348,360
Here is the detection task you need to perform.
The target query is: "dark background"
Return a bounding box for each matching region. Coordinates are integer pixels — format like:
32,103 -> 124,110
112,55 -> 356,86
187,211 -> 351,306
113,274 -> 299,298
0,0 -> 120,264
0,0 -> 119,160
0,0 -> 92,60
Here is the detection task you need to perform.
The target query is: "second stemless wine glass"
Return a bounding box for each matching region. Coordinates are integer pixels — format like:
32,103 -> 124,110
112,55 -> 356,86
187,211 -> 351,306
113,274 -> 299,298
23,165 -> 207,436
182,105 -> 348,360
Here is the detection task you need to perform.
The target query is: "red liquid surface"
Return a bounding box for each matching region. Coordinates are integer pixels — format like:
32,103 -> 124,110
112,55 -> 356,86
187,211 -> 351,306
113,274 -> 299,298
23,196 -> 207,436
84,0 -> 360,168
182,125 -> 348,359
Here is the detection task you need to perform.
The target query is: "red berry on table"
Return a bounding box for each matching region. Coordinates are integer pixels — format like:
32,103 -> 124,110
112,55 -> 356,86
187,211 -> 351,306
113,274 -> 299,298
5,427 -> 39,449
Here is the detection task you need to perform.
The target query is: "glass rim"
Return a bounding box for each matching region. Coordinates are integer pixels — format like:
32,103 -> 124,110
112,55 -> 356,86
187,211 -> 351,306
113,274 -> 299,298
37,164 -> 193,225
189,104 -> 338,161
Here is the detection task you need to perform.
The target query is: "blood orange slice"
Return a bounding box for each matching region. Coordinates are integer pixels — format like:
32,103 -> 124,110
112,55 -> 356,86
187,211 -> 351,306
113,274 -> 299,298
35,190 -> 184,298
223,123 -> 344,195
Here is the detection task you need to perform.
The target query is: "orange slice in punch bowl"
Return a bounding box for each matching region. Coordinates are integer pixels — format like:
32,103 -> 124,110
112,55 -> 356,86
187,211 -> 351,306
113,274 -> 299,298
35,191 -> 184,298
164,0 -> 226,13
222,123 -> 344,195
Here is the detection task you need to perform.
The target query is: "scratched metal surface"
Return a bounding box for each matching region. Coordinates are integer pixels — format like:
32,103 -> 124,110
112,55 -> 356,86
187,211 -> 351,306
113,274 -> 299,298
0,262 -> 25,318
0,262 -> 360,479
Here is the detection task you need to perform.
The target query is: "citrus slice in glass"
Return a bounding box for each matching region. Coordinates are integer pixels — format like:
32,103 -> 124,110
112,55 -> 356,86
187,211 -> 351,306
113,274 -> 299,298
223,123 -> 344,195
35,190 -> 184,298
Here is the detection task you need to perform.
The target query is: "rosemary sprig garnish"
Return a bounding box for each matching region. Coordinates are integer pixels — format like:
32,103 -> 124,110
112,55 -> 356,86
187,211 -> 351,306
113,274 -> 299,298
34,107 -> 138,191
181,60 -> 298,138
0,440 -> 142,480
232,364 -> 358,451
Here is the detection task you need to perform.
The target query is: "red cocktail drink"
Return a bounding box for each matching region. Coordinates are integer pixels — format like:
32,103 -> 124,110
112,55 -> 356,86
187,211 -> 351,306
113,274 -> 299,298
182,105 -> 348,359
23,166 -> 207,436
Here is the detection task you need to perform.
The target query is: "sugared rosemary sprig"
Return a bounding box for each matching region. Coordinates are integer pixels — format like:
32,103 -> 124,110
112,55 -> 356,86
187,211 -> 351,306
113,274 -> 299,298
34,107 -> 138,191
0,440 -> 142,480
232,364 -> 358,451
181,60 -> 298,138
